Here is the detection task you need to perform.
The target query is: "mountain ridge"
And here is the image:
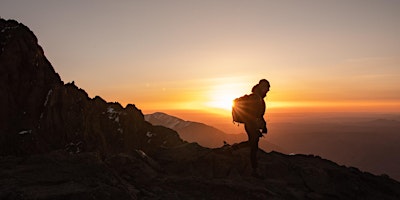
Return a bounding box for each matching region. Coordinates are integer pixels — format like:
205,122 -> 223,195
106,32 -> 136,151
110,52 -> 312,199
1,18 -> 400,199
145,112 -> 194,130
145,112 -> 231,147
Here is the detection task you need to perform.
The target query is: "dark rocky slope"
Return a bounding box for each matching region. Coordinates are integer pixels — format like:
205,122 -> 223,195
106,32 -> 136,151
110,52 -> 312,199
0,19 -> 183,156
1,18 -> 400,199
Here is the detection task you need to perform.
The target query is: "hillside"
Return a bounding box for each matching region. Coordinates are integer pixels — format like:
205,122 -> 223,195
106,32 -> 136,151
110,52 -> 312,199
1,18 -> 400,199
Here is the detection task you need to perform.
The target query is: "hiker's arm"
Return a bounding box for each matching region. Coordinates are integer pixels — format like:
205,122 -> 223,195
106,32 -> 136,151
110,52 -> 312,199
260,117 -> 267,133
255,117 -> 266,131
261,120 -> 267,133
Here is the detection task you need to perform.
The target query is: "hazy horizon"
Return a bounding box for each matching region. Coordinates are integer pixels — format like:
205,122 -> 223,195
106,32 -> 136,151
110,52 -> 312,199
143,108 -> 400,134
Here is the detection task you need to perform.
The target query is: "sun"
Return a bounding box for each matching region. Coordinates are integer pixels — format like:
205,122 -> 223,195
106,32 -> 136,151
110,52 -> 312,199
205,83 -> 245,111
207,95 -> 235,110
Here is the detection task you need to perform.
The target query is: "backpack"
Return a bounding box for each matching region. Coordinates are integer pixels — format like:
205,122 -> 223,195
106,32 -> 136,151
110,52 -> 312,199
232,94 -> 257,124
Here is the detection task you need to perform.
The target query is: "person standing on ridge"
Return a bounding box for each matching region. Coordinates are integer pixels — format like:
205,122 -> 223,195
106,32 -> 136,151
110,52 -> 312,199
232,79 -> 270,178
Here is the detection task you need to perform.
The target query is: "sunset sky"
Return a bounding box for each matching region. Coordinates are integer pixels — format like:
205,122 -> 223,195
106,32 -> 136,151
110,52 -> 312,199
2,0 -> 400,115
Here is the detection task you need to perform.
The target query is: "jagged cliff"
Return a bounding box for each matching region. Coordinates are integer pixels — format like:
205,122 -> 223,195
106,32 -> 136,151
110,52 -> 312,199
0,19 -> 183,156
1,18 -> 400,200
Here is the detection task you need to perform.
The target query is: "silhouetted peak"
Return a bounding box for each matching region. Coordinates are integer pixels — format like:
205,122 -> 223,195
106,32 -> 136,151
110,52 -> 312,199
0,18 -> 184,156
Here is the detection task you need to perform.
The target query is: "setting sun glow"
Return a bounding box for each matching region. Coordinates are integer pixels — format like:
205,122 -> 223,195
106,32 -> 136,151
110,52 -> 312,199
205,81 -> 249,111
207,96 -> 235,110
3,1 -> 399,115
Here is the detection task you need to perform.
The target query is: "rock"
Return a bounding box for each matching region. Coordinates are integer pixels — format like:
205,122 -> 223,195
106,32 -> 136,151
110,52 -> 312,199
0,18 -> 185,156
0,151 -> 137,200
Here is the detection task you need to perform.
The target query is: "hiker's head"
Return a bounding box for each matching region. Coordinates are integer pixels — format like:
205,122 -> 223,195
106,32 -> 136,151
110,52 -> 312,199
259,79 -> 269,88
252,79 -> 270,97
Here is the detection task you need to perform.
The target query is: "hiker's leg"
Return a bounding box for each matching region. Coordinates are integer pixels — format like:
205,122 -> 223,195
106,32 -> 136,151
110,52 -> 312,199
249,135 -> 259,170
245,124 -> 260,170
232,126 -> 254,150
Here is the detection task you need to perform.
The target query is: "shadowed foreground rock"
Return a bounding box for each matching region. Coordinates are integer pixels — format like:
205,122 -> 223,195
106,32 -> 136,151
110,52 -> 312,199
1,145 -> 400,200
1,18 -> 400,199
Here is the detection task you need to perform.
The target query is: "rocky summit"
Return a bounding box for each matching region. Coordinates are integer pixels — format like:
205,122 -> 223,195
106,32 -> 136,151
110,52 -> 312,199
1,18 -> 400,200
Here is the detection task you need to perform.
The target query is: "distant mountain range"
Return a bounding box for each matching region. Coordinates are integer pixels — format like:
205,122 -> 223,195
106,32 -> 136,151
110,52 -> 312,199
1,18 -> 399,199
145,112 -> 233,148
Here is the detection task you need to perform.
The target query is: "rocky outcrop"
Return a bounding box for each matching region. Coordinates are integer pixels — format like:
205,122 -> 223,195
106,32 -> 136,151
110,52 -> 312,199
1,19 -> 62,155
0,19 -> 184,156
1,18 -> 400,199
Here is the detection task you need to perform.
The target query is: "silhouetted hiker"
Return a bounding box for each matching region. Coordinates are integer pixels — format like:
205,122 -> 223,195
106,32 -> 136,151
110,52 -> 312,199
231,79 -> 270,178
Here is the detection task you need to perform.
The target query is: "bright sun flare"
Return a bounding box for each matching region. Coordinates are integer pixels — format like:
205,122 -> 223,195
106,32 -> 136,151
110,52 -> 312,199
207,95 -> 235,110
206,83 -> 245,111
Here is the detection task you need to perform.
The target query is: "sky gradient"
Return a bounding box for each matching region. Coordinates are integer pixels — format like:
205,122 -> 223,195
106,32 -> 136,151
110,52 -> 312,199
2,0 -> 400,115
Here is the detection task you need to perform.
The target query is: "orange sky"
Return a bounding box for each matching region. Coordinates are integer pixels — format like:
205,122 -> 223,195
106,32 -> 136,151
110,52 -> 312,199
1,1 -> 400,115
